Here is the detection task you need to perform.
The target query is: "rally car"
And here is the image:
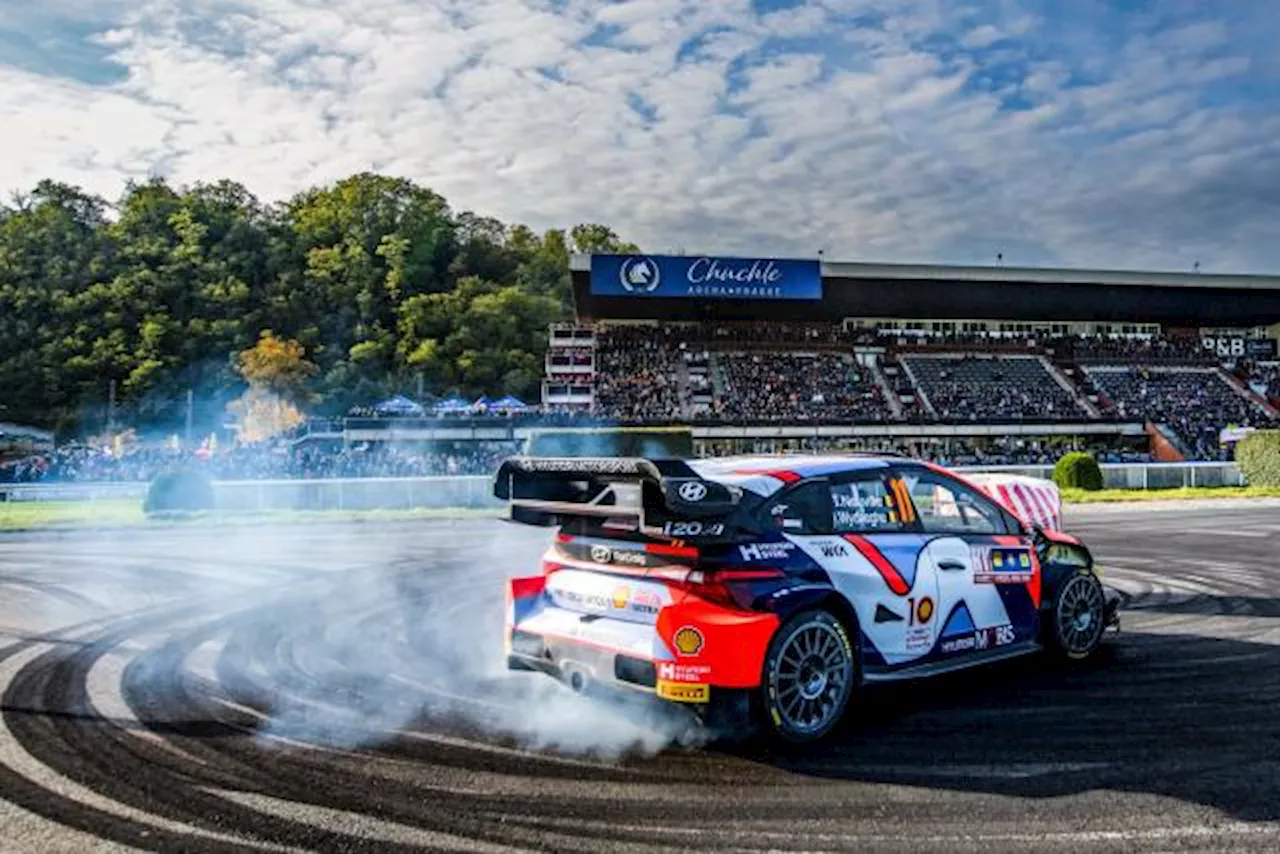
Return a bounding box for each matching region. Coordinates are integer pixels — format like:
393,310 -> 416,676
496,453 -> 1119,744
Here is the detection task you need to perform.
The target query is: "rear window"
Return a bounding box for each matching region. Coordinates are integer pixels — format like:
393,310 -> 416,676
760,482 -> 831,535
759,474 -> 913,535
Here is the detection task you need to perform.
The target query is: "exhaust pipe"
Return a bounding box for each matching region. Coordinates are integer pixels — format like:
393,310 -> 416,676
561,662 -> 591,693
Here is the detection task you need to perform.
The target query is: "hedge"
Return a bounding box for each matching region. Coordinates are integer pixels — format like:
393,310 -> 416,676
1235,430 -> 1280,487
1053,452 -> 1104,491
143,469 -> 216,516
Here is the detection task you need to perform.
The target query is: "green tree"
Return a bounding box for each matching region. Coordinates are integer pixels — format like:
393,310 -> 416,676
0,171 -> 636,435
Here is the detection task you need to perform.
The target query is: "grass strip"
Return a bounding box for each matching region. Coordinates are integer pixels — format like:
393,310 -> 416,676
0,500 -> 501,531
5,484 -> 1280,530
1060,486 -> 1280,503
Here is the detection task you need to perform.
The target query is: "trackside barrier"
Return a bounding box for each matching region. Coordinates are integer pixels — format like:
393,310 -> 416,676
0,462 -> 1246,510
951,462 -> 1246,490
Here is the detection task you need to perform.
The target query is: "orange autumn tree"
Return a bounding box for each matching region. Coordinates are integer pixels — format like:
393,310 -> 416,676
228,331 -> 318,443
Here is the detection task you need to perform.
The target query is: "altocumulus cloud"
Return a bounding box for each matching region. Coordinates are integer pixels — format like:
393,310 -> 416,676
2,0 -> 1280,272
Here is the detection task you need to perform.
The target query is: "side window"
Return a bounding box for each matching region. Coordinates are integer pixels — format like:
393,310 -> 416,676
901,471 -> 1009,535
761,482 -> 832,535
828,474 -> 911,534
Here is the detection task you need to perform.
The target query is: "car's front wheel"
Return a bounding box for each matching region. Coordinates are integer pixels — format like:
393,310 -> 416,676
759,609 -> 858,744
1046,568 -> 1107,660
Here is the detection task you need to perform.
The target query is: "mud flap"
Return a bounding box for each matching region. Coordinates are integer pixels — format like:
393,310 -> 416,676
695,689 -> 759,743
1104,591 -> 1122,633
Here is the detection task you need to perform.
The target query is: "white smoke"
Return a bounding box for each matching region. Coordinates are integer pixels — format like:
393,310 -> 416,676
26,514 -> 706,762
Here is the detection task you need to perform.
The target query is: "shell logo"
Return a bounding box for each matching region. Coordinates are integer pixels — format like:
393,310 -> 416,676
611,586 -> 630,609
673,625 -> 704,656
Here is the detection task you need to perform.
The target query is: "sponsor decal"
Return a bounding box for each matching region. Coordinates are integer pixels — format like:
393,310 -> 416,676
739,542 -> 796,561
658,662 -> 711,683
611,585 -> 630,610
520,457 -> 642,474
588,544 -> 646,566
661,520 -> 725,537
673,625 -> 705,656
819,541 -> 850,558
546,572 -> 664,617
677,481 -> 709,502
971,545 -> 1035,584
941,624 -> 1016,654
628,589 -> 661,616
656,680 -> 710,703
905,626 -> 933,651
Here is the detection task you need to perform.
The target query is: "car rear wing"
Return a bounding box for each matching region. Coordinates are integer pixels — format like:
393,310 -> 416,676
492,456 -> 753,540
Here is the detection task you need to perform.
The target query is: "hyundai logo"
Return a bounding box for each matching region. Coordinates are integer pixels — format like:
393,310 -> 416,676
590,544 -> 612,563
677,481 -> 708,502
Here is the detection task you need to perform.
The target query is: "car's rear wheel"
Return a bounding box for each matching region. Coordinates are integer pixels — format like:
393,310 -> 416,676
759,609 -> 858,744
1046,568 -> 1107,660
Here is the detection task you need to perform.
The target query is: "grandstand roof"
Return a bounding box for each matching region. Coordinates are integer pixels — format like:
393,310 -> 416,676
813,260 -> 1280,291
570,255 -> 1280,327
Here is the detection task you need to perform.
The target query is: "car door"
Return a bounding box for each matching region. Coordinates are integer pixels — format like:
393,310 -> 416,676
895,467 -> 1039,657
780,470 -> 940,667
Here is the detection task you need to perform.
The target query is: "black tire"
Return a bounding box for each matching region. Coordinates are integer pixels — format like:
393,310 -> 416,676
759,609 -> 859,744
1045,568 -> 1107,661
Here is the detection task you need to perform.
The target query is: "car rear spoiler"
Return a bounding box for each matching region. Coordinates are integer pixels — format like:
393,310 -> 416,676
492,456 -> 750,538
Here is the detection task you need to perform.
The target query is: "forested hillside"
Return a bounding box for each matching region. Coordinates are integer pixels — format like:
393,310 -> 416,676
0,174 -> 635,434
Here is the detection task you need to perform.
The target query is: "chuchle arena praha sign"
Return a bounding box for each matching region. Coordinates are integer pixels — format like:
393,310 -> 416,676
589,254 -> 823,300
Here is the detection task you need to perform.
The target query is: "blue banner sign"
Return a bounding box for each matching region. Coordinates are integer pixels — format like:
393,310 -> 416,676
589,254 -> 823,300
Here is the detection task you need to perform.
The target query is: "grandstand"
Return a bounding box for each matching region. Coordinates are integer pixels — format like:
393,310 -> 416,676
6,254 -> 1280,484
543,254 -> 1280,463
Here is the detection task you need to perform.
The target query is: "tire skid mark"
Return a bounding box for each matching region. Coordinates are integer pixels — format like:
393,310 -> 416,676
0,513 -> 1278,850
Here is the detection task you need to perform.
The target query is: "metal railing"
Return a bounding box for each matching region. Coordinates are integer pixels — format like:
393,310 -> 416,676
953,462 -> 1245,489
0,462 -> 1247,510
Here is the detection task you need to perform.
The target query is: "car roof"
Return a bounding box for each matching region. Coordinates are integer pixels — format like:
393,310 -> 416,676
686,453 -> 927,494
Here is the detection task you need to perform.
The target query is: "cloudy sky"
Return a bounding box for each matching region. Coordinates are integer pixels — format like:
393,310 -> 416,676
3,0 -> 1279,272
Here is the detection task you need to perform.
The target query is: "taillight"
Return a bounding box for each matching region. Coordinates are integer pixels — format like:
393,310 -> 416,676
681,568 -> 786,608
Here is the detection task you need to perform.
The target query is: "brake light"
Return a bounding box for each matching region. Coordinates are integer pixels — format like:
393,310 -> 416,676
680,567 -> 786,608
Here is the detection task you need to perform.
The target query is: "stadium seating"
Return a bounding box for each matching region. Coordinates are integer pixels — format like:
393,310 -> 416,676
1084,366 -> 1273,459
902,354 -> 1089,422
593,327 -> 690,421
709,352 -> 888,422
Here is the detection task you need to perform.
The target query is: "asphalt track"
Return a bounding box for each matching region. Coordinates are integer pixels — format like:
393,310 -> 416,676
1,502 -> 1279,853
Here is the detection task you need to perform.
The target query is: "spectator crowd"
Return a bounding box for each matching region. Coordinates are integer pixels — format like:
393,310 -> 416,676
4,324 -> 1276,484
711,353 -> 886,422
1,442 -> 517,484
1085,367 -> 1271,460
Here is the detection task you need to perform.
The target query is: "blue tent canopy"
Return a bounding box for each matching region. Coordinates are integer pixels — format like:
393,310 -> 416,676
473,395 -> 493,409
491,395 -> 528,410
373,395 -> 424,415
432,395 -> 470,412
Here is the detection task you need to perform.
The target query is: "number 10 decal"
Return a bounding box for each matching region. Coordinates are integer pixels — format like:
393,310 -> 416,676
907,596 -> 934,626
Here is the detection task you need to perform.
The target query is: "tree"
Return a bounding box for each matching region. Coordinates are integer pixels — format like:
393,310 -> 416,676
0,171 -> 637,435
227,332 -> 317,443
233,330 -> 318,404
